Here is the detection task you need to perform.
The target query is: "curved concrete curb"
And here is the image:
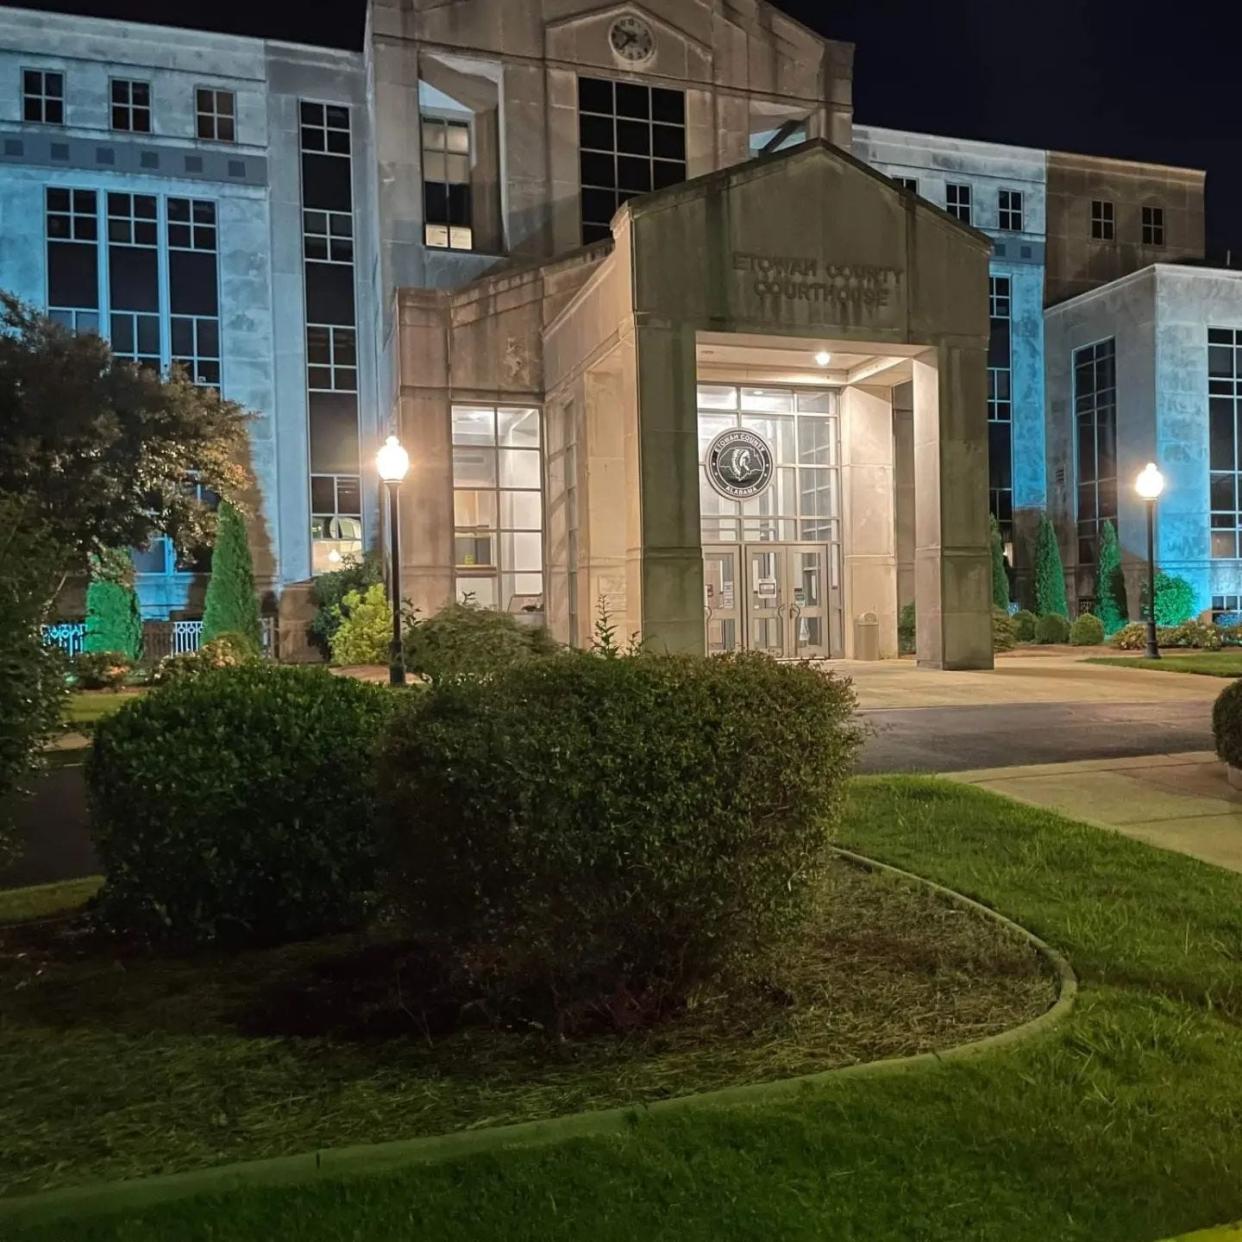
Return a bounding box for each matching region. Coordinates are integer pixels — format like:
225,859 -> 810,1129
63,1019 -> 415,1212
0,849 -> 1078,1231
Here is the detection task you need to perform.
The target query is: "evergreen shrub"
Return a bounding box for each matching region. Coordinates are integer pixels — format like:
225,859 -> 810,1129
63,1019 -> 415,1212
403,599 -> 559,685
1034,613 -> 1071,644
71,651 -> 132,691
898,602 -> 916,655
201,501 -> 261,649
1034,516 -> 1069,618
1140,572 -> 1198,627
1011,609 -> 1038,642
329,583 -> 393,667
1069,613 -> 1105,646
1213,679 -> 1242,769
992,609 -> 1017,652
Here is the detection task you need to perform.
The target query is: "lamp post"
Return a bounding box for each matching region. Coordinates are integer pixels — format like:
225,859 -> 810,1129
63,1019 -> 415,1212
376,434 -> 410,686
1135,461 -> 1165,661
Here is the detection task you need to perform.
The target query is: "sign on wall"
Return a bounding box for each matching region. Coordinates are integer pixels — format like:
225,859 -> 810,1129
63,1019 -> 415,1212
706,427 -> 775,500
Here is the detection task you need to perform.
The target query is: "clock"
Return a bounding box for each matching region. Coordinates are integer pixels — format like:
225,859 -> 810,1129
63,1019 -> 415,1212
609,15 -> 655,64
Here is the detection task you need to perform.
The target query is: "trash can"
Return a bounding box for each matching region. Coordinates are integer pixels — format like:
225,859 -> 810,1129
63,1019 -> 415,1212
853,611 -> 880,661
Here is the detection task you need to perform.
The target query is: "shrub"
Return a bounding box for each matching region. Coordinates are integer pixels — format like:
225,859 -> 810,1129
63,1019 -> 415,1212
89,665 -> 396,946
1110,621 -> 1178,651
84,549 -> 142,661
1140,571 -> 1198,627
72,650 -> 132,691
1034,516 -> 1069,619
151,632 -> 258,686
1165,620 -> 1223,650
309,553 -> 382,660
992,608 -> 1016,652
898,602 -> 916,655
1011,609 -> 1038,642
1095,520 -> 1127,634
1213,679 -> 1242,768
201,501 -> 262,649
403,599 -> 559,684
1034,613 -> 1071,644
380,651 -> 861,1031
330,583 -> 392,667
1069,612 -> 1105,646
990,514 -> 1009,610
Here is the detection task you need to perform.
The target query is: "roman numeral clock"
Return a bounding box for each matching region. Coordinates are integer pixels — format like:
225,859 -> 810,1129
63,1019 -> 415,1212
609,14 -> 656,64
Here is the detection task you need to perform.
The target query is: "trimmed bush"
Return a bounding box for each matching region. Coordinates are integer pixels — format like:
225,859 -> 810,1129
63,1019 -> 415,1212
990,514 -> 1009,610
1034,516 -> 1069,619
1069,613 -> 1105,646
1213,679 -> 1242,768
379,651 -> 861,1031
1011,609 -> 1038,642
330,583 -> 392,667
202,501 -> 262,649
151,632 -> 259,686
898,602 -> 916,655
1034,613 -> 1071,644
309,553 -> 382,660
84,550 -> 142,661
992,608 -> 1016,652
1140,571 -> 1198,627
71,650 -> 132,691
1164,620 -> 1223,650
403,599 -> 559,684
89,665 -> 396,946
1095,520 -> 1127,635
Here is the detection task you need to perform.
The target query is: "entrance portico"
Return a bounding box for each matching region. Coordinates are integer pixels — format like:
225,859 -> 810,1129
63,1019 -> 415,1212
394,140 -> 995,668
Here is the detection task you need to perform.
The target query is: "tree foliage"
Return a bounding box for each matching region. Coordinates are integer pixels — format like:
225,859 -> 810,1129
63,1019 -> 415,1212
0,294 -> 251,567
1141,571 -> 1198,627
1094,519 -> 1127,635
1034,515 -> 1069,618
308,553 -> 383,659
329,584 -> 393,667
989,514 -> 1009,610
84,549 -> 142,660
201,501 -> 261,649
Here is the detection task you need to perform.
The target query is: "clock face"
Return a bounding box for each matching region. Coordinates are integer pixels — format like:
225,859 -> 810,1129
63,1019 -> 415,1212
609,15 -> 655,64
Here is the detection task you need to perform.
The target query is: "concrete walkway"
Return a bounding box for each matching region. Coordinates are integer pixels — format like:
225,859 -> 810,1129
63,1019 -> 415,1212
948,751 -> 1242,875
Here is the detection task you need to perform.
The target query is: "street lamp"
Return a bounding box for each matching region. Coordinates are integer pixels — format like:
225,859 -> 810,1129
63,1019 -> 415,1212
377,434 -> 410,686
1135,461 -> 1165,660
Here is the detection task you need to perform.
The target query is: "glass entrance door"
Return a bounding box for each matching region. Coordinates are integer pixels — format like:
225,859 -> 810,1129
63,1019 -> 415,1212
703,546 -> 741,654
787,545 -> 831,659
746,546 -> 786,656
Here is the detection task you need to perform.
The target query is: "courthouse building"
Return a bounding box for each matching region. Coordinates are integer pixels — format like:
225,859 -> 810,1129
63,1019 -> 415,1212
0,0 -> 1227,666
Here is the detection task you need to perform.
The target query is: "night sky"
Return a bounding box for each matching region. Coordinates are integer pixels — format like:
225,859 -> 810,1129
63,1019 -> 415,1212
11,0 -> 1242,256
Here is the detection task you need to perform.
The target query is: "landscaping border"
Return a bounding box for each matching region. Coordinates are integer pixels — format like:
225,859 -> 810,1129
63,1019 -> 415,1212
0,848 -> 1078,1231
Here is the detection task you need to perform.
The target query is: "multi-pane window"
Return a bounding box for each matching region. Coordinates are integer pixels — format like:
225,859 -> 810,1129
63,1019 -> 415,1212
1209,328 -> 1242,558
998,188 -> 1023,231
168,199 -> 220,387
578,76 -> 686,245
310,475 -> 363,573
421,116 -> 472,250
1212,595 -> 1242,624
46,188 -> 99,335
946,182 -> 972,224
988,276 -> 1013,539
23,69 -> 63,124
1074,339 -> 1118,567
893,175 -> 918,194
452,405 -> 544,610
110,79 -> 151,133
195,88 -> 235,142
133,481 -> 218,576
107,193 -> 160,369
303,208 -> 353,263
300,101 -> 351,156
307,325 -> 357,391
1142,205 -> 1165,246
1091,199 -> 1115,240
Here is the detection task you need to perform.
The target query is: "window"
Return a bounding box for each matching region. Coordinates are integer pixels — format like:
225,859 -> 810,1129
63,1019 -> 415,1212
310,474 -> 362,574
1074,339 -> 1118,567
107,191 -> 157,246
1091,199 -> 1115,240
303,208 -> 353,263
195,88 -> 235,142
421,116 -> 472,250
988,276 -> 1013,539
168,198 -> 220,387
998,188 -> 1023,232
1142,205 -> 1165,247
23,69 -> 63,124
1210,327 -> 1242,558
578,76 -> 686,245
452,405 -> 543,609
300,101 -> 350,156
893,175 -> 918,194
107,192 -> 160,369
134,481 -> 218,575
946,182 -> 972,224
307,325 -> 357,391
46,188 -> 99,334
110,79 -> 151,133
1213,595 -> 1242,624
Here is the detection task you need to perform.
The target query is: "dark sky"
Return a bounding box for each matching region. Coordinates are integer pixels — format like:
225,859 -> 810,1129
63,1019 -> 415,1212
12,0 -> 1242,256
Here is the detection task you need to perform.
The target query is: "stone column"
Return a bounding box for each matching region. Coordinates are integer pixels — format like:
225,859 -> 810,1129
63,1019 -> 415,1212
892,381 -> 916,612
913,349 -> 993,669
841,384 -> 898,657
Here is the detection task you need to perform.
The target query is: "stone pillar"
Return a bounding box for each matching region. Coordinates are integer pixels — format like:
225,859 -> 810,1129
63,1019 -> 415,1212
913,350 -> 993,669
892,381 -> 916,611
633,320 -> 704,654
841,384 -> 898,657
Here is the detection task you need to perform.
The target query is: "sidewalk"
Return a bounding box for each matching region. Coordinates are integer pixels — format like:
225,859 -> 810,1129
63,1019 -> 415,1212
948,751 -> 1242,875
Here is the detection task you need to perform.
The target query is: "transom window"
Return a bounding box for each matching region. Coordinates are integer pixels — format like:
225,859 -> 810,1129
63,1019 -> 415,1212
578,76 -> 686,245
23,69 -> 63,124
946,183 -> 972,224
46,188 -> 97,241
998,188 -> 1023,232
422,116 -> 472,251
303,208 -> 353,263
307,325 -> 357,392
1091,199 -> 1115,240
110,79 -> 151,133
1209,327 -> 1242,558
1074,339 -> 1118,566
300,101 -> 351,156
167,198 -> 216,251
196,88 -> 235,143
452,405 -> 543,611
107,192 -> 157,246
311,474 -> 363,574
1142,205 -> 1165,246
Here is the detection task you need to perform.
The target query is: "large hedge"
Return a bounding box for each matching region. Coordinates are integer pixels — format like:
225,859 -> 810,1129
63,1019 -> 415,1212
404,600 -> 559,684
89,665 -> 395,945
84,549 -> 142,661
1034,516 -> 1068,618
1095,520 -> 1127,635
202,501 -> 261,649
379,651 -> 861,1030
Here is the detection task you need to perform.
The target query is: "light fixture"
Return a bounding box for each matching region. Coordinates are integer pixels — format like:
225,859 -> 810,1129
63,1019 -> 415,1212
376,435 -> 410,685
1134,461 -> 1166,660
1135,461 -> 1165,500
377,434 -> 410,484
328,549 -> 343,565
814,350 -> 832,367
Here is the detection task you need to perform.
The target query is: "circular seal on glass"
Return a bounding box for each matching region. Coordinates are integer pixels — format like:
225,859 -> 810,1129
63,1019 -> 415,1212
706,428 -> 775,501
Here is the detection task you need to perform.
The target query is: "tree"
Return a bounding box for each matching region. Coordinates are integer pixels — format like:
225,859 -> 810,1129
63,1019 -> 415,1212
1034,515 -> 1069,618
0,294 -> 252,569
84,548 -> 142,660
1141,571 -> 1198,627
1094,519 -> 1127,635
989,514 -> 1009,610
202,501 -> 262,649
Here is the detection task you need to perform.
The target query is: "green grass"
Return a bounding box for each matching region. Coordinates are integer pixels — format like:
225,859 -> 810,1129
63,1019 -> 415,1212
0,877 -> 101,925
1087,650 -> 1242,677
64,690 -> 142,732
10,777 -> 1242,1241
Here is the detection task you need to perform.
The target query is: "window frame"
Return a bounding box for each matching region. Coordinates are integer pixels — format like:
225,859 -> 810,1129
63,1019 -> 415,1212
998,187 -> 1024,232
420,110 -> 474,252
945,182 -> 972,225
1142,204 -> 1165,247
1090,199 -> 1115,241
109,77 -> 152,134
22,67 -> 64,125
893,175 -> 918,194
1072,337 -> 1119,569
1209,326 -> 1242,559
195,86 -> 236,143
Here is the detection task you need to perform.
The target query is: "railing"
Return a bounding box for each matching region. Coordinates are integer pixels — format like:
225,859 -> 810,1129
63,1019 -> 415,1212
45,616 -> 279,662
41,622 -> 87,657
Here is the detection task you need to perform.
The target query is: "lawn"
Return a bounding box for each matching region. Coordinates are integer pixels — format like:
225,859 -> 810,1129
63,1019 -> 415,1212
8,777 -> 1242,1241
1087,650 -> 1242,677
63,690 -> 143,732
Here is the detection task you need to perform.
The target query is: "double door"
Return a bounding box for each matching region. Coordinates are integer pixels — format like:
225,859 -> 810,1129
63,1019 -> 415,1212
703,544 -> 840,659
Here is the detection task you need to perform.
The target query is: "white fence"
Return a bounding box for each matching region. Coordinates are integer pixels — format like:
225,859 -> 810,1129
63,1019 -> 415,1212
43,616 -> 278,661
